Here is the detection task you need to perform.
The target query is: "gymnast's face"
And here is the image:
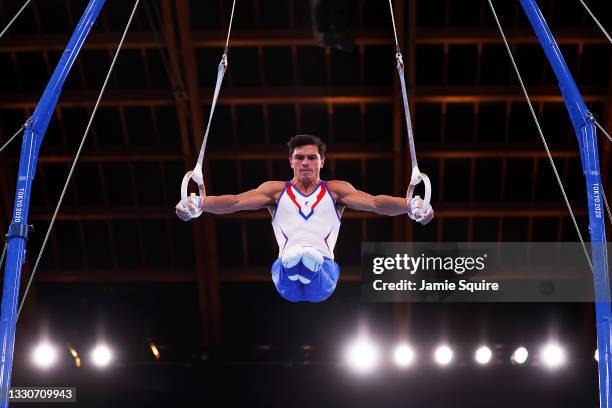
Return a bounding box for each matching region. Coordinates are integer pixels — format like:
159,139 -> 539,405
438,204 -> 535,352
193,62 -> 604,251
290,144 -> 324,184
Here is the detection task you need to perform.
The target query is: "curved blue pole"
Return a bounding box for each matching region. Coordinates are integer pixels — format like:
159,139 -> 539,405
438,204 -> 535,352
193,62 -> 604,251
519,1 -> 611,407
0,0 -> 105,405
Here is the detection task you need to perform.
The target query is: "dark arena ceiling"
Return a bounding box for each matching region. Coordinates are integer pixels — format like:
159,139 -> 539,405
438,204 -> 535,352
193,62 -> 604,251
0,0 -> 611,406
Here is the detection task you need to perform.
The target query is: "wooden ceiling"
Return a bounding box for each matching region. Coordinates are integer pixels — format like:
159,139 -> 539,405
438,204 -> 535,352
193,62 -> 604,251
0,0 -> 610,345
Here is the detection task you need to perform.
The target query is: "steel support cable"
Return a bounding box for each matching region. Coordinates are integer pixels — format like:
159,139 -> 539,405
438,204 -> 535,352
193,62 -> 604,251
16,0 -> 141,319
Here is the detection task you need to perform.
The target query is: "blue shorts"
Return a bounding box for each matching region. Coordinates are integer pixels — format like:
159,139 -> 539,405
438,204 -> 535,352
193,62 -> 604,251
271,257 -> 340,303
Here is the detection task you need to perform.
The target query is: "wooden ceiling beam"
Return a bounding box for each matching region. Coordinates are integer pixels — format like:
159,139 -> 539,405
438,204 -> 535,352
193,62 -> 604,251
415,27 -> 606,45
21,143 -> 580,163
36,268 -> 196,283
175,0 -> 222,346
33,267 -> 361,283
1,85 -> 606,108
35,265 -> 587,283
0,28 -> 603,52
27,203 -> 587,221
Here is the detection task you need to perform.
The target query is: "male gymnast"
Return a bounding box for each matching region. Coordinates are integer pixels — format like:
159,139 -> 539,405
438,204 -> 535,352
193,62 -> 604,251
176,135 -> 434,303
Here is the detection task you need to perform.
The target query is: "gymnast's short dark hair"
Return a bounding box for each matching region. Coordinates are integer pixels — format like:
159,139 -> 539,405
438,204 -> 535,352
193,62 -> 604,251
287,135 -> 327,158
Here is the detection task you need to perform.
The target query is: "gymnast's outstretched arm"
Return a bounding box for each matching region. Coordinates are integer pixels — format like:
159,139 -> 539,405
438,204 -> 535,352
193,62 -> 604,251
175,181 -> 283,220
327,180 -> 434,225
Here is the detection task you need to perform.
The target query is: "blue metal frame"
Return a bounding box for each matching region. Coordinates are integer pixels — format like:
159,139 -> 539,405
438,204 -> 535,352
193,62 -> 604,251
0,0 -> 607,406
520,1 -> 611,407
0,0 -> 105,405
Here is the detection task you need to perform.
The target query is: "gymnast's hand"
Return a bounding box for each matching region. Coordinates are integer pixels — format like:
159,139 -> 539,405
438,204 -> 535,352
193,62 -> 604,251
408,196 -> 434,225
175,195 -> 204,221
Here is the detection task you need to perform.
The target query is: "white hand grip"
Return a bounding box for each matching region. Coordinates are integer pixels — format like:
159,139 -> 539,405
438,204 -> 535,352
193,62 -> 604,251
406,168 -> 432,221
419,173 -> 431,212
181,168 -> 205,200
407,168 -> 431,209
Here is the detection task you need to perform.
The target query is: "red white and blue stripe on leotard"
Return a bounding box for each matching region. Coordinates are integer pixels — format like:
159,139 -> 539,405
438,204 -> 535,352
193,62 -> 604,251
285,182 -> 327,220
271,181 -> 341,260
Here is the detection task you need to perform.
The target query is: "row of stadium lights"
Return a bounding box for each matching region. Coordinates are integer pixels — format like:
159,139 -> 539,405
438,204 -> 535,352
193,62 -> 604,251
345,337 -> 599,374
30,338 -> 599,372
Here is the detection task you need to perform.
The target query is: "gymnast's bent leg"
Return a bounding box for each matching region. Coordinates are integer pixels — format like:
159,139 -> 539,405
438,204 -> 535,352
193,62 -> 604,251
271,258 -> 304,302
301,258 -> 340,303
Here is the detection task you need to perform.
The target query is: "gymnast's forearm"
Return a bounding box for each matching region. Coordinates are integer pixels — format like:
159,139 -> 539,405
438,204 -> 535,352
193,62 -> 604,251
201,195 -> 240,214
372,195 -> 409,216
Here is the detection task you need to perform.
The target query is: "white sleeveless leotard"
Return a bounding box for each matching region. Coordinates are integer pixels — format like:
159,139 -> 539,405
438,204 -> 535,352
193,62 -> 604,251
271,181 -> 341,260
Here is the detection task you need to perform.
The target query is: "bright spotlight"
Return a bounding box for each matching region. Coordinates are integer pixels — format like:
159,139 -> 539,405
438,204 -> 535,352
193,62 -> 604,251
149,342 -> 160,361
434,345 -> 453,366
68,345 -> 81,368
91,344 -> 112,367
31,342 -> 57,369
512,347 -> 529,364
393,344 -> 415,367
541,343 -> 565,368
345,337 -> 380,374
595,349 -> 599,363
475,346 -> 492,365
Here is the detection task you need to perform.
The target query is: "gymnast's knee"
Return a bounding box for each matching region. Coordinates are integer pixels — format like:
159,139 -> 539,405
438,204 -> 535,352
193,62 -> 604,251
300,247 -> 323,272
271,258 -> 304,302
281,246 -> 303,269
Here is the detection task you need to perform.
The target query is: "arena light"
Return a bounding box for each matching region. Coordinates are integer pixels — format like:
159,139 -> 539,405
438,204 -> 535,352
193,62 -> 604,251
345,337 -> 380,374
90,344 -> 112,368
393,344 -> 415,368
434,345 -> 453,366
512,347 -> 529,364
541,343 -> 565,369
474,346 -> 492,365
68,345 -> 81,368
149,342 -> 160,361
31,342 -> 58,369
